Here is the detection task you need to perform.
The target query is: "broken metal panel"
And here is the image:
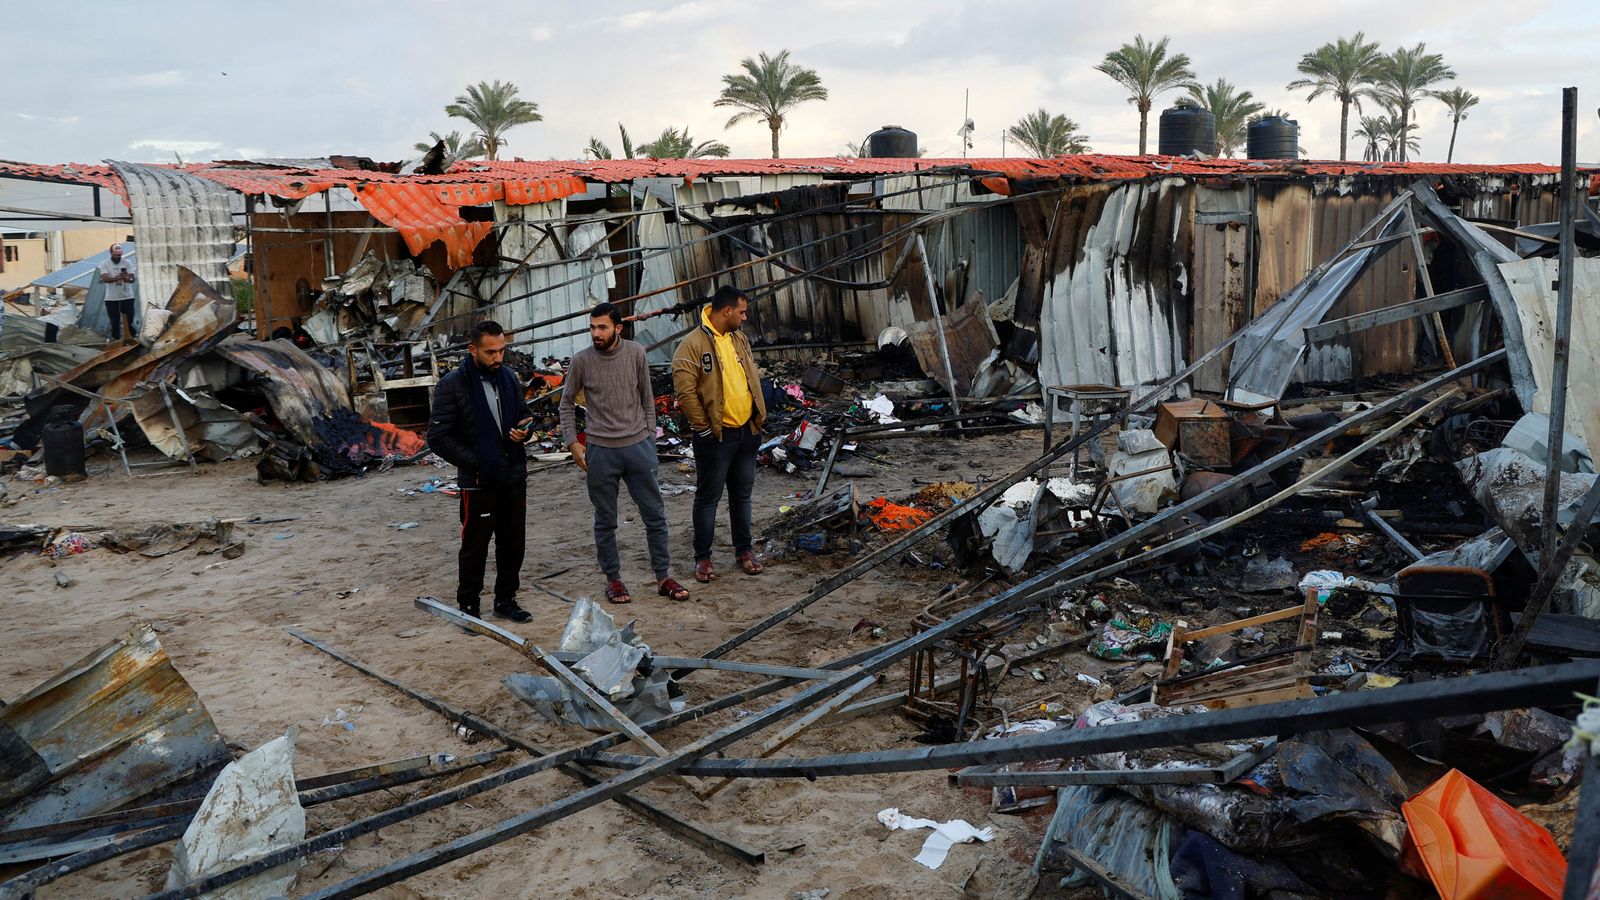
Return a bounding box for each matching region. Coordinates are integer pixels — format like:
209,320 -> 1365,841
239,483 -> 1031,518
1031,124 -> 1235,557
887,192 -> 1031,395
1252,185 -> 1418,385
0,624 -> 230,831
905,284 -> 998,396
106,163 -> 235,341
1498,256 -> 1600,455
1309,189 -> 1417,382
491,196 -> 607,361
1036,180 -> 1187,390
130,385 -> 257,462
209,339 -> 351,447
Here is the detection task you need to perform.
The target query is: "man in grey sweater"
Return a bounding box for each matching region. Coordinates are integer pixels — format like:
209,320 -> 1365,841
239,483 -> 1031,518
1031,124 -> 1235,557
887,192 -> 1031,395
561,302 -> 689,604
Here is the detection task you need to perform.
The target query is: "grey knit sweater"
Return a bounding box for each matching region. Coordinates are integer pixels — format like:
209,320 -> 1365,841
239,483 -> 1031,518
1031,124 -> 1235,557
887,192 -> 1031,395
559,339 -> 655,448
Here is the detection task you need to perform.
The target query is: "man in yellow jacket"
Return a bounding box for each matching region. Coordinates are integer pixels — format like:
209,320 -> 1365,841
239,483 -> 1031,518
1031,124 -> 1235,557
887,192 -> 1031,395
672,285 -> 768,583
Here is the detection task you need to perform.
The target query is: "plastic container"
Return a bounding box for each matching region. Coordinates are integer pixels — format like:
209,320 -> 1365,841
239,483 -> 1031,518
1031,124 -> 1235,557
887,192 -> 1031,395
1402,769 -> 1565,899
41,419 -> 86,478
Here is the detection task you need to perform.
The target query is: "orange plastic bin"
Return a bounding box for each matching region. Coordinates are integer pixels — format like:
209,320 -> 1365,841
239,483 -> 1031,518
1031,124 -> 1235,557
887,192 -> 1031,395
1402,768 -> 1566,899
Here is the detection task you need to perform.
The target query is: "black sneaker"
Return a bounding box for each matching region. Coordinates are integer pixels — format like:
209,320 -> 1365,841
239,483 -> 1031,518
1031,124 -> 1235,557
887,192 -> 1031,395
492,602 -> 532,624
458,605 -> 482,635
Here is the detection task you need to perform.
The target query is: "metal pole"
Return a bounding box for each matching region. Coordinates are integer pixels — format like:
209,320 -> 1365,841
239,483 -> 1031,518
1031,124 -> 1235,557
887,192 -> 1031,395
917,232 -> 963,415
596,660 -> 1600,779
323,189 -> 336,279
1541,86 -> 1579,571
1564,682 -> 1600,899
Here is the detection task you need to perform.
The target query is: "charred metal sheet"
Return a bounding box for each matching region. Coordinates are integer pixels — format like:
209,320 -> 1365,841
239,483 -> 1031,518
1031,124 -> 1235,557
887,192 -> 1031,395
209,340 -> 352,447
0,624 -> 229,831
1034,180 -> 1188,390
130,386 -> 257,462
107,162 -> 235,341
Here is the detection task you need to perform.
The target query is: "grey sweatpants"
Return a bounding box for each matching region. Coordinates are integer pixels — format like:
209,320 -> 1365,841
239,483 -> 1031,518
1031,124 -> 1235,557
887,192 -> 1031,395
585,438 -> 670,581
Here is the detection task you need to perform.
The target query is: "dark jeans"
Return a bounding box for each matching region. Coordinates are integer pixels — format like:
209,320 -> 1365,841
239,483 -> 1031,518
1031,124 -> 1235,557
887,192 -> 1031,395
456,482 -> 526,611
585,439 -> 671,581
692,424 -> 759,561
107,298 -> 136,339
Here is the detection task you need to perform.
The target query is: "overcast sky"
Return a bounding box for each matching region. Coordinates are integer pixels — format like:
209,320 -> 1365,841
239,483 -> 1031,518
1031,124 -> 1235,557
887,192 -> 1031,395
3,0 -> 1596,166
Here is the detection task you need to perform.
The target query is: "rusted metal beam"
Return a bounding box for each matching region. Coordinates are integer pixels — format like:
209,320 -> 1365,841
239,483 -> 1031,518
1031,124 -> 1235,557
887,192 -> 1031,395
592,660 -> 1600,779
952,739 -> 1277,788
1304,284 -> 1486,343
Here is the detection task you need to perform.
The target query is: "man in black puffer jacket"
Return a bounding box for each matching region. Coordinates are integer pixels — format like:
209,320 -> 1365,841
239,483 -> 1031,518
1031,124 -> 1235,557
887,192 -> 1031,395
427,321 -> 534,623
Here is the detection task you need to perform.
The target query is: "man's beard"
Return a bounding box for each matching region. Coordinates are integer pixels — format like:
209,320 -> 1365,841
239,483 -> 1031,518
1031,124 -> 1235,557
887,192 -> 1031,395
594,332 -> 619,351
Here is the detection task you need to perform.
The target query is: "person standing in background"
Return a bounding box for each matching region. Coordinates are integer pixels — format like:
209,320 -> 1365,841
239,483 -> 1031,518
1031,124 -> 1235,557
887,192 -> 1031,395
97,243 -> 136,342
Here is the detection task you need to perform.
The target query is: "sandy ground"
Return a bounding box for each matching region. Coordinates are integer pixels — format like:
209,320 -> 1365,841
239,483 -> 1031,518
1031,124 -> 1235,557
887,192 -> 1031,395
3,431 -> 1079,899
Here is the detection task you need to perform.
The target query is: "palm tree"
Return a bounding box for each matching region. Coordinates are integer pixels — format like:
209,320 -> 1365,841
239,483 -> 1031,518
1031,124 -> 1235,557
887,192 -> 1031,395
1432,87 -> 1480,163
713,49 -> 828,158
1004,108 -> 1091,157
1373,44 -> 1455,161
637,127 -> 731,159
584,124 -> 636,160
841,139 -> 868,157
444,80 -> 542,161
1285,32 -> 1384,161
1183,80 -> 1264,157
1381,111 -> 1421,161
413,130 -> 485,168
1353,116 -> 1384,161
1094,34 -> 1196,155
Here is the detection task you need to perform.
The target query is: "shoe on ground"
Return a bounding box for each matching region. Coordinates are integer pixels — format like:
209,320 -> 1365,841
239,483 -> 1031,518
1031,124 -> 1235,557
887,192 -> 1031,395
493,602 -> 533,624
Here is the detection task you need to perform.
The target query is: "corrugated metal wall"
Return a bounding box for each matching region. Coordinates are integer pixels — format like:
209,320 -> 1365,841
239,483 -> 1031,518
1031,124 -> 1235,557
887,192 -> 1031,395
1250,181 -> 1415,384
494,198 -> 615,361
110,162 -> 235,331
1025,179 -> 1190,390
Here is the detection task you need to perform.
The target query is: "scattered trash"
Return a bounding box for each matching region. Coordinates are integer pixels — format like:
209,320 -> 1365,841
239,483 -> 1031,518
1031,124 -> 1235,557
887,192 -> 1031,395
1089,619 -> 1174,661
1402,769 -> 1566,899
387,521 -> 418,530
876,807 -> 994,870
865,496 -> 933,531
46,531 -> 94,558
322,706 -> 364,731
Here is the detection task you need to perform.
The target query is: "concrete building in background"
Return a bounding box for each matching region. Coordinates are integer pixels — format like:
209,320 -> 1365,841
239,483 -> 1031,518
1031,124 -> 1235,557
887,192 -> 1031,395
0,226 -> 128,292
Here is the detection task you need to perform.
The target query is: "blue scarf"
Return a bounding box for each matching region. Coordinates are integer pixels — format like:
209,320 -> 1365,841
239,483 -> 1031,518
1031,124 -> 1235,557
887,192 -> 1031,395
464,358 -> 520,488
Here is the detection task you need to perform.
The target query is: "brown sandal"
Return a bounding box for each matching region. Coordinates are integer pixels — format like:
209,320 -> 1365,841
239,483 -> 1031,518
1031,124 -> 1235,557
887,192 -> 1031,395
658,578 -> 690,601
694,560 -> 716,583
604,579 -> 632,604
737,551 -> 764,575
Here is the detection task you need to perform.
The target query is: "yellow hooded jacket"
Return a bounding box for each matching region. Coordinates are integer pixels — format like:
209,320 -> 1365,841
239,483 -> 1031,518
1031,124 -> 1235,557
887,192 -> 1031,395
671,305 -> 766,438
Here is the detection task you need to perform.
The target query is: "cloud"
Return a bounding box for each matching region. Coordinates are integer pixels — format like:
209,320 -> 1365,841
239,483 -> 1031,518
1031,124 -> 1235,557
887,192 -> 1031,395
15,112 -> 80,125
529,25 -> 553,41
128,139 -> 222,157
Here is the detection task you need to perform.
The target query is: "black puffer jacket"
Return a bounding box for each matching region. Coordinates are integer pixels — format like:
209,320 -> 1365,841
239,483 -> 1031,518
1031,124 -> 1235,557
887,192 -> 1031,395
427,362 -> 532,490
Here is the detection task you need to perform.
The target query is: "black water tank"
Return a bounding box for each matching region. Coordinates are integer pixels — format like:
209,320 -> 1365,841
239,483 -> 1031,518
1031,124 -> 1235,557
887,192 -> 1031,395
867,125 -> 918,158
41,407 -> 85,478
1158,106 -> 1216,156
1248,116 -> 1300,159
